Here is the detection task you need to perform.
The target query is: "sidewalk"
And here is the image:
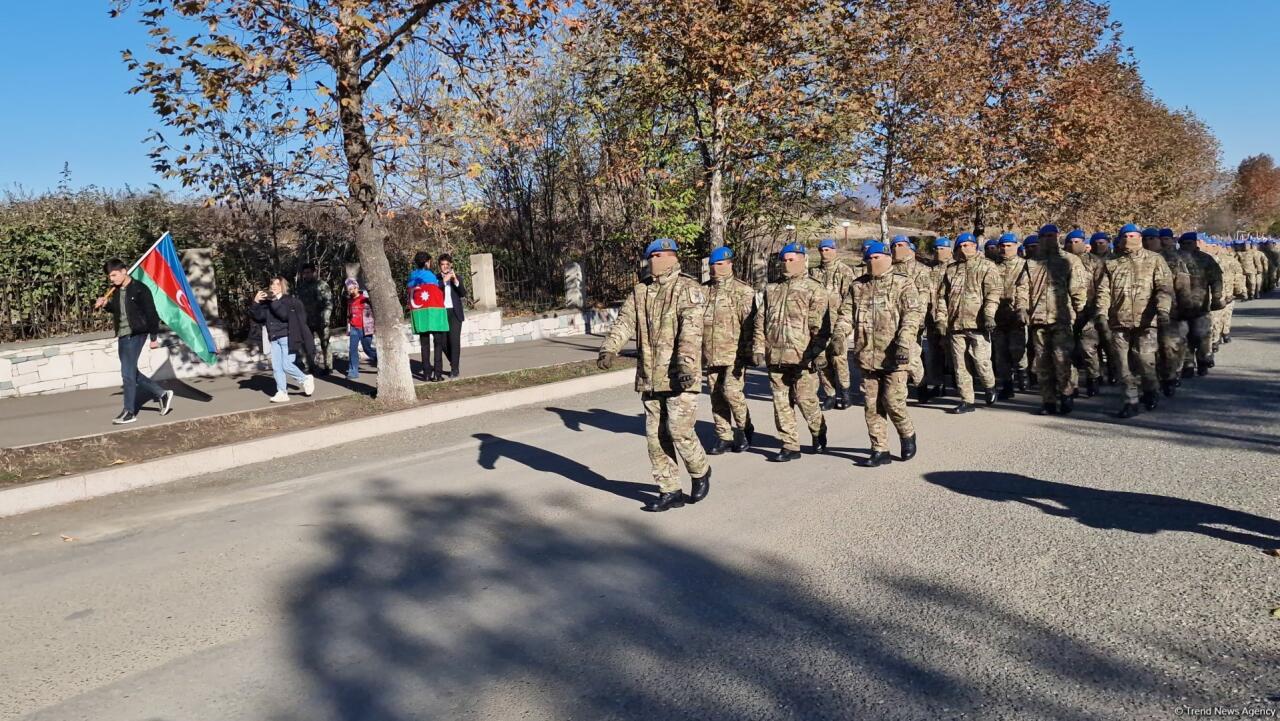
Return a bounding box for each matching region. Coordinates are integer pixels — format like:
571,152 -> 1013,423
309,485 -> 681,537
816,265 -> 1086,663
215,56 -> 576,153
0,334 -> 607,449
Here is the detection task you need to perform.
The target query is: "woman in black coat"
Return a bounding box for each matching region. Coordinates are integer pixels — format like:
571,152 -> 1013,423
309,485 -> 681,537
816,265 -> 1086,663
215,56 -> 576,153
250,276 -> 316,402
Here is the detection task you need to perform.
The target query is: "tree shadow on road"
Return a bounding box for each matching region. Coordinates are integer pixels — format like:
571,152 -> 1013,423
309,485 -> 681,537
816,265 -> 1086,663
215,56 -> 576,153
473,432 -> 655,505
276,484 -> 1208,721
924,471 -> 1280,550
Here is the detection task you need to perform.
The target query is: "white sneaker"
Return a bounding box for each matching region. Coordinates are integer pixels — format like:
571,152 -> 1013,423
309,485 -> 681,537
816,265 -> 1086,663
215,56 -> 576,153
302,374 -> 315,397
270,392 -> 291,403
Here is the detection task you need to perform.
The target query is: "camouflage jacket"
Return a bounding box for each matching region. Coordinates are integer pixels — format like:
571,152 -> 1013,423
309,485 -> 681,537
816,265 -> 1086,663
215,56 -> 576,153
1216,253 -> 1247,301
1250,248 -> 1269,275
1178,248 -> 1224,317
295,279 -> 334,329
753,274 -> 831,366
992,256 -> 1029,328
600,265 -> 705,393
811,259 -> 858,336
1025,249 -> 1088,327
702,275 -> 757,367
924,261 -> 950,326
937,256 -> 1001,332
1156,249 -> 1193,320
893,256 -> 934,312
1097,248 -> 1173,330
841,271 -> 924,372
1235,250 -> 1258,275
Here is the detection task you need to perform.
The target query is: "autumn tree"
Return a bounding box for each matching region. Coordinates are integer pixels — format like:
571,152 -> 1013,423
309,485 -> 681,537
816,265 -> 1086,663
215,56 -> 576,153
113,0 -> 560,405
1232,154 -> 1280,234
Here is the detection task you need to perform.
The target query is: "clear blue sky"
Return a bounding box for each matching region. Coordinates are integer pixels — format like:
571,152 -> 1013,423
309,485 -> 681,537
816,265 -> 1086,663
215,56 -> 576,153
1,1 -> 1277,193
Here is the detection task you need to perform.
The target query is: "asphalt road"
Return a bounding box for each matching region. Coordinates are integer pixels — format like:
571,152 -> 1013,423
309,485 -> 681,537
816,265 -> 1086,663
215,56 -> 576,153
2,299 -> 1278,720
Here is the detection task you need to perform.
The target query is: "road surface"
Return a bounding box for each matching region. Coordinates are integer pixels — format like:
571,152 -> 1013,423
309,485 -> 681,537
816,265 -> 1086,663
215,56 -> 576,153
2,300 -> 1278,720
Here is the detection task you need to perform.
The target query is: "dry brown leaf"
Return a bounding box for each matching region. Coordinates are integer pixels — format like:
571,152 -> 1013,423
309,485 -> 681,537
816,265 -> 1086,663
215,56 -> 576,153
60,534 -> 77,542
109,459 -> 126,466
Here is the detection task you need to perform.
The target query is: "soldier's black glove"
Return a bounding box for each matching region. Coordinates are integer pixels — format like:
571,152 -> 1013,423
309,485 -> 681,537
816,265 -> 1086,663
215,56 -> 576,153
1017,309 -> 1029,326
752,352 -> 765,368
675,365 -> 697,390
892,348 -> 911,370
597,351 -> 616,370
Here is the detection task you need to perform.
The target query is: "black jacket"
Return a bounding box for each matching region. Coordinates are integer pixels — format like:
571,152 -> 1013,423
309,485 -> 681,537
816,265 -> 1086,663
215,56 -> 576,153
108,279 -> 161,339
441,275 -> 467,323
250,295 -> 316,358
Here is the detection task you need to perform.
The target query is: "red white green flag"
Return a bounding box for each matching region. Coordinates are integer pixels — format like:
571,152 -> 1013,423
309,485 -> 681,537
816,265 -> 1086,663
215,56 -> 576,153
409,283 -> 449,333
129,232 -> 219,364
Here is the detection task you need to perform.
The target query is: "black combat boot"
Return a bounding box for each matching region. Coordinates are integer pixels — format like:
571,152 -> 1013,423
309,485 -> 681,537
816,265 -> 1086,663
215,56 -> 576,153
732,427 -> 749,453
708,438 -> 732,456
821,394 -> 836,411
1141,391 -> 1159,411
983,388 -> 997,406
1037,402 -> 1058,416
844,387 -> 856,408
860,451 -> 891,467
1161,380 -> 1176,398
931,384 -> 946,399
1197,362 -> 1209,377
1181,366 -> 1195,380
1085,378 -> 1099,397
1014,370 -> 1027,392
1117,402 -> 1140,419
1058,394 -> 1073,415
688,469 -> 711,504
949,401 -> 975,415
900,434 -> 917,461
914,384 -> 930,402
1222,334 -> 1231,344
772,448 -> 800,462
811,422 -> 828,454
834,386 -> 849,410
743,420 -> 755,446
998,382 -> 1015,401
1206,356 -> 1215,368
644,490 -> 686,512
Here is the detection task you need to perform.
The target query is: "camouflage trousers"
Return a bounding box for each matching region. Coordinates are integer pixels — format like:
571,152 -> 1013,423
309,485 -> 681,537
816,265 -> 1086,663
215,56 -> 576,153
991,324 -> 1028,385
768,365 -> 824,451
1221,303 -> 1236,339
1157,321 -> 1188,382
861,369 -> 913,452
1182,314 -> 1213,371
1075,320 -> 1105,383
948,330 -> 995,404
641,391 -> 709,493
819,335 -> 851,397
706,365 -> 751,441
1245,274 -> 1259,299
922,322 -> 950,387
1030,324 -> 1076,402
1109,327 -> 1159,403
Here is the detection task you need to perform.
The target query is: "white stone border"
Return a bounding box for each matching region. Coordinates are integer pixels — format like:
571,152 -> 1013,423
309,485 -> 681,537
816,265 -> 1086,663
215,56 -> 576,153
0,369 -> 633,518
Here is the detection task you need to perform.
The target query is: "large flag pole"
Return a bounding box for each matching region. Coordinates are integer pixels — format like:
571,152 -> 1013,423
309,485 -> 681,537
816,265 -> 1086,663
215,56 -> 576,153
103,231 -> 170,301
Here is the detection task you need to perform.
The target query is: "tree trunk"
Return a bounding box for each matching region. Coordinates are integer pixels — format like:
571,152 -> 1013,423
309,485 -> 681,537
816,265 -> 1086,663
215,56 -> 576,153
707,101 -> 728,250
335,61 -> 416,406
973,201 -> 986,239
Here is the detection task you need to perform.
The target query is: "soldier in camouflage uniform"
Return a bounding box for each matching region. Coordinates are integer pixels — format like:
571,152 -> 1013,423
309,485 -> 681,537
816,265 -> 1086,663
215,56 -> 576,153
753,243 -> 830,463
811,238 -> 858,410
598,238 -> 710,512
1087,232 -> 1118,384
890,235 -> 931,391
1176,232 -> 1224,377
1261,239 -> 1280,293
991,233 -> 1029,399
1025,224 -> 1088,415
1145,228 -> 1193,397
295,263 -> 334,374
839,241 -> 923,467
702,245 -> 757,455
1065,230 -> 1106,396
1249,239 -> 1268,297
1234,238 -> 1259,300
1020,234 -> 1042,387
920,237 -> 954,401
1097,224 -> 1173,419
1219,240 -> 1248,345
936,233 -> 1001,414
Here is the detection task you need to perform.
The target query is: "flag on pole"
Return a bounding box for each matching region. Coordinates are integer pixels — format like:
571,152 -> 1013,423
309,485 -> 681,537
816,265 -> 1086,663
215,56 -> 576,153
409,283 -> 449,333
130,232 -> 219,364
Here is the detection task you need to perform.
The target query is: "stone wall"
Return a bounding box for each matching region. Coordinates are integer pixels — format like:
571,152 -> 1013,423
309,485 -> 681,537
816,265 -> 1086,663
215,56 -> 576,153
0,306 -> 618,398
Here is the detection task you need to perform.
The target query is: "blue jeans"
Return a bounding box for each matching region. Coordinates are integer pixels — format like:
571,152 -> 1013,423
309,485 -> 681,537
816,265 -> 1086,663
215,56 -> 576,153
118,333 -> 166,413
347,328 -> 378,379
269,337 -> 307,394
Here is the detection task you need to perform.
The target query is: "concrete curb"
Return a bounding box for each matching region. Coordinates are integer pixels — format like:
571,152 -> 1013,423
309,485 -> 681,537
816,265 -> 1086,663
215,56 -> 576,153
0,369 -> 634,519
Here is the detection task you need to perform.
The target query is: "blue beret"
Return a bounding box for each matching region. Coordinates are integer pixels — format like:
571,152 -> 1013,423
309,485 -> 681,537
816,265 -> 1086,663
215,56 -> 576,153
779,242 -> 807,258
1066,229 -> 1086,240
891,234 -> 913,246
956,232 -> 976,244
1024,234 -> 1040,245
1141,226 -> 1159,238
1039,224 -> 1059,235
984,238 -> 999,249
934,236 -> 953,248
999,232 -> 1019,244
1159,228 -> 1174,238
1119,223 -> 1141,235
1178,232 -> 1198,242
1232,237 -> 1246,245
1090,232 -> 1110,242
818,238 -> 837,250
863,240 -> 888,259
709,246 -> 734,264
645,238 -> 678,257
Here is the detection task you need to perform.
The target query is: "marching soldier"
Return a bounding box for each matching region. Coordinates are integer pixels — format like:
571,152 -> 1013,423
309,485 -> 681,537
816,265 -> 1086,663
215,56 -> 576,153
1025,224 -> 1087,415
1248,239 -> 1267,298
936,232 -> 1001,414
1218,240 -> 1247,346
840,241 -> 923,467
1097,224 -> 1173,419
702,245 -> 756,455
1065,230 -> 1105,396
1146,228 -> 1192,397
1091,232 -> 1115,261
920,237 -> 954,401
992,233 -> 1029,399
811,238 -> 858,410
598,238 -> 710,512
1176,232 -> 1224,377
1234,237 -> 1259,300
890,235 -> 931,392
753,243 -> 830,463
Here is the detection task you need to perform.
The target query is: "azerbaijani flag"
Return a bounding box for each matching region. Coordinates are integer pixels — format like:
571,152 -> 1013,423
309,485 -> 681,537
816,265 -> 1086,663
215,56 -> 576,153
129,232 -> 219,364
409,283 -> 449,333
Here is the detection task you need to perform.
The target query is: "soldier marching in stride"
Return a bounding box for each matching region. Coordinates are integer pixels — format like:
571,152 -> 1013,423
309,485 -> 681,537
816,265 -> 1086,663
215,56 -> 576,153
702,245 -> 757,455
810,238 -> 858,410
992,233 -> 1030,399
1025,224 -> 1087,415
1097,224 -> 1173,419
936,232 -> 1001,414
753,243 -> 831,463
598,238 -> 710,512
